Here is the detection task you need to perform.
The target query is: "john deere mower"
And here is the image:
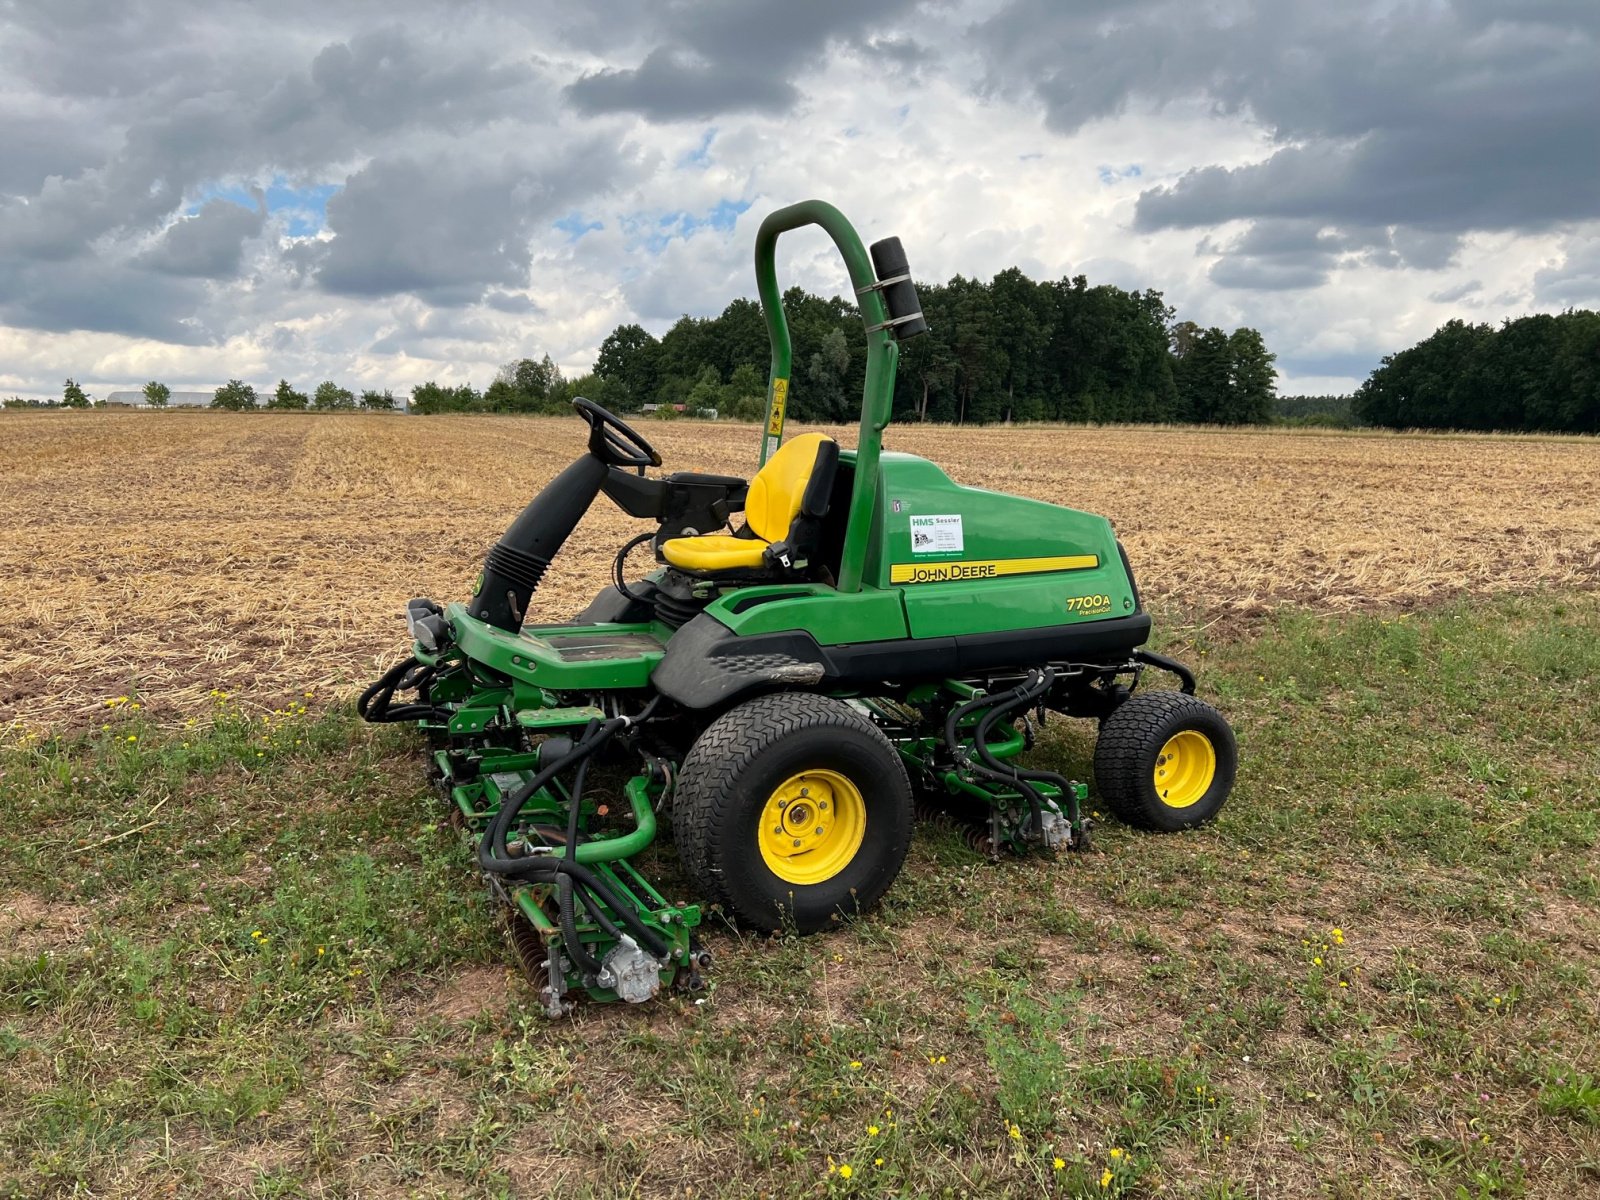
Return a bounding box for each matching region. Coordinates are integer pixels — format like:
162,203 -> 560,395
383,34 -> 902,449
360,200 -> 1236,1016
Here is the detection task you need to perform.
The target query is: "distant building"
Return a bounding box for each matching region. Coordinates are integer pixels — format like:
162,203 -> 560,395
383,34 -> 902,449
105,390 -> 242,408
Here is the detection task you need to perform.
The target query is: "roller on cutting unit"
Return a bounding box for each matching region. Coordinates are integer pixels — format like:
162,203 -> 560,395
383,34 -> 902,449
360,199 -> 1236,1015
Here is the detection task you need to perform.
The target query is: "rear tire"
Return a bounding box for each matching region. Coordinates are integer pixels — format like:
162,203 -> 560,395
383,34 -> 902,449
672,692 -> 914,933
1093,691 -> 1235,832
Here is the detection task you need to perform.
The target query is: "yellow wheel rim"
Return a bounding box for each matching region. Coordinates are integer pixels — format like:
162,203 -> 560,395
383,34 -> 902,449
1153,730 -> 1216,809
757,769 -> 866,886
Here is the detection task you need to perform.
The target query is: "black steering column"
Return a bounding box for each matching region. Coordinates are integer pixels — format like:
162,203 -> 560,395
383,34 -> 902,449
470,400 -> 662,633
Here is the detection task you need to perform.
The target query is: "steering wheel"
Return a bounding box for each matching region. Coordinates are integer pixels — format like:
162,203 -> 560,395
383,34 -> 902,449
573,397 -> 662,471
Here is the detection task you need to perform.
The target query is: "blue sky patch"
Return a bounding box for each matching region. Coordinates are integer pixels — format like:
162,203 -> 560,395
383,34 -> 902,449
184,177 -> 339,236
680,128 -> 717,168
1097,164 -> 1144,185
625,199 -> 753,253
266,180 -> 339,236
554,212 -> 604,242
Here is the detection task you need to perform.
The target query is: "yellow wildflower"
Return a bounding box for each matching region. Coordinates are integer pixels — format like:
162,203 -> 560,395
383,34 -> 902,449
874,1157 -> 883,1166
1100,1168 -> 1113,1188
849,1060 -> 862,1071
1053,1157 -> 1065,1170
1312,956 -> 1322,966
1008,1123 -> 1022,1141
838,1164 -> 852,1179
868,1125 -> 880,1136
1110,1148 -> 1124,1160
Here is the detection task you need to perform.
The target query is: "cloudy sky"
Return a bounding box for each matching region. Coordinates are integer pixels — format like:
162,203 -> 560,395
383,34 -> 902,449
2,0 -> 1597,401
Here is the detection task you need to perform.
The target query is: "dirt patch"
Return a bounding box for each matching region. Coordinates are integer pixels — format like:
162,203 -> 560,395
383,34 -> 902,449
409,963 -> 517,1024
0,892 -> 91,953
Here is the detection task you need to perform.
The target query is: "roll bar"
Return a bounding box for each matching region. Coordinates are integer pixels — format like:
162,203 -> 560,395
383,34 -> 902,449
752,200 -> 924,593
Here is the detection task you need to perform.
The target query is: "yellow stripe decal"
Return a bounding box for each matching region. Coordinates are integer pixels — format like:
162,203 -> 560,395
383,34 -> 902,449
890,554 -> 1100,584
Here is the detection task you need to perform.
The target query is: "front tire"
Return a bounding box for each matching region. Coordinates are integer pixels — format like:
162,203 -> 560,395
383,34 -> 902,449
672,692 -> 914,932
1094,691 -> 1236,831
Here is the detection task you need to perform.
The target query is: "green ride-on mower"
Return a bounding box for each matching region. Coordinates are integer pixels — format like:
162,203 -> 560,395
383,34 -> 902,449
359,200 -> 1236,1016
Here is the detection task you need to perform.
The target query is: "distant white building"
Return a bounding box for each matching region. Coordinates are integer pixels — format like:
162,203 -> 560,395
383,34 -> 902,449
105,390 -> 246,408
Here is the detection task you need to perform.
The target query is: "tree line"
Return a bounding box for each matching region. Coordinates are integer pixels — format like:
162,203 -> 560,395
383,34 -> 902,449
584,272 -> 1279,426
1354,310 -> 1600,433
14,302 -> 1598,436
3,379 -> 400,410
210,379 -> 398,410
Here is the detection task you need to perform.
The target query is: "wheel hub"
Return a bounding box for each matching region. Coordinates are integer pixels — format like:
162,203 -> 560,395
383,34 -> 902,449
1153,730 -> 1217,809
758,769 -> 867,885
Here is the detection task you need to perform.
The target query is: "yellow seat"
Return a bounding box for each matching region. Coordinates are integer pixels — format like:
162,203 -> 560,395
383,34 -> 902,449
659,533 -> 768,572
661,432 -> 838,574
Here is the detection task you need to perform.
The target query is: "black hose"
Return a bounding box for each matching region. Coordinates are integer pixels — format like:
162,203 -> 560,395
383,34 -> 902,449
974,686 -> 1048,837
477,698 -> 670,959
552,734 -> 628,944
499,855 -> 672,961
558,874 -> 602,978
612,531 -> 658,607
973,670 -> 1084,838
555,744 -> 603,978
357,657 -> 445,723
943,671 -> 1066,839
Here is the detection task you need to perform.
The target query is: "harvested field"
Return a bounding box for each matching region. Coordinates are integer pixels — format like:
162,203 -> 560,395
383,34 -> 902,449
2,410 -> 1597,728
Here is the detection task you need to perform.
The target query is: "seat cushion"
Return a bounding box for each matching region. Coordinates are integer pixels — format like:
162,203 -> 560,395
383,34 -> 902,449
745,432 -> 835,542
660,533 -> 768,572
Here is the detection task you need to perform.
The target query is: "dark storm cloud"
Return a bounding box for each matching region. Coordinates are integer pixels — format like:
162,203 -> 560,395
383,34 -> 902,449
1196,220 -> 1465,291
311,137 -> 630,301
567,47 -> 798,121
142,197 -> 267,279
0,9 -> 563,340
566,0 -> 920,120
0,259 -> 208,344
0,113 -> 116,195
977,0 -> 1600,288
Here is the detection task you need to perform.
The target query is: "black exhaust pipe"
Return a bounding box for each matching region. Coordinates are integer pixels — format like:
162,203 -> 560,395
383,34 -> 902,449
472,454 -> 609,631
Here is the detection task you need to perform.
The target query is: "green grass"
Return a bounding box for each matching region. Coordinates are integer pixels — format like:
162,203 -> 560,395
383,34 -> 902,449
3,592 -> 1599,1197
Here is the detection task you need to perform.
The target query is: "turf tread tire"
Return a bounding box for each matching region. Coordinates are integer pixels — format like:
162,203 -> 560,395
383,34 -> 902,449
1093,690 -> 1235,832
672,692 -> 913,933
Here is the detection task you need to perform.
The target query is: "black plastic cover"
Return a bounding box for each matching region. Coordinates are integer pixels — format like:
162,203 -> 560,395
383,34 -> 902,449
868,237 -> 929,340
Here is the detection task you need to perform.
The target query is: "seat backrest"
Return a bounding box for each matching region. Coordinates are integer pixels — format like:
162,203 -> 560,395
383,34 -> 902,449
745,433 -> 839,543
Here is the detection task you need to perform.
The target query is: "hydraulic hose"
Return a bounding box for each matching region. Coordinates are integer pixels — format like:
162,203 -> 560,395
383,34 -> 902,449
357,657 -> 445,723
477,698 -> 671,960
981,670 -> 1080,823
612,531 -> 658,608
556,747 -> 604,978
943,671 -> 1067,838
972,675 -> 1050,837
557,874 -> 602,978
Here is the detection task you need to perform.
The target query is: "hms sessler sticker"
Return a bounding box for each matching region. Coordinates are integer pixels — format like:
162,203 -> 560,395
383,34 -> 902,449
909,513 -> 963,555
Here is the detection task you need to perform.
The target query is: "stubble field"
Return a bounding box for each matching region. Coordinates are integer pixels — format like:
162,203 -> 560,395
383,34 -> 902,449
2,411 -> 1600,1199
1,410 -> 1597,729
